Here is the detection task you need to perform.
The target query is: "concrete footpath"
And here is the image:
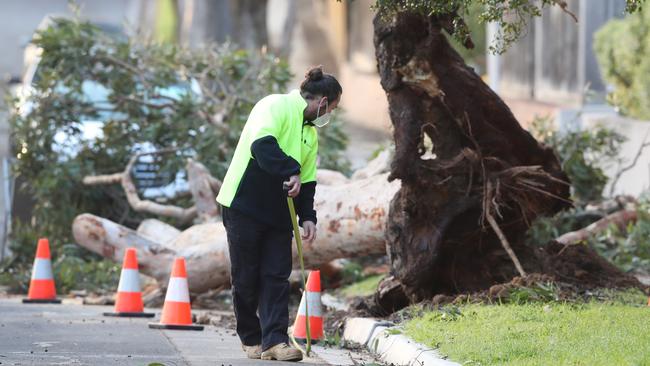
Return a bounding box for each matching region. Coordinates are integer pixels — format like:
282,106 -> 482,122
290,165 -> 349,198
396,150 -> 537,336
0,298 -> 373,366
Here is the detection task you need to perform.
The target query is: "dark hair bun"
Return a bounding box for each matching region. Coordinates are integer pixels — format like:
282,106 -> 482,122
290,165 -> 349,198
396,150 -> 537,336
305,66 -> 324,82
300,65 -> 342,102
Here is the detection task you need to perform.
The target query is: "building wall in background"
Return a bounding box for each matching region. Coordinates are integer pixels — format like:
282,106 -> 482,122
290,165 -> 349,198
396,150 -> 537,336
497,0 -> 626,105
166,0 -> 390,132
282,0 -> 391,132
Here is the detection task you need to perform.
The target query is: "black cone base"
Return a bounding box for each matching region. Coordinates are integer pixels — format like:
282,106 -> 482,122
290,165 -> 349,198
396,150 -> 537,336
103,312 -> 155,318
148,322 -> 204,331
22,298 -> 62,304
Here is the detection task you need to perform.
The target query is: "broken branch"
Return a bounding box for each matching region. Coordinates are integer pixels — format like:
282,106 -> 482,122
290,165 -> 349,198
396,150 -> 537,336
122,151 -> 197,223
486,212 -> 527,277
552,0 -> 578,22
82,148 -> 199,223
83,173 -> 122,185
556,209 -> 638,245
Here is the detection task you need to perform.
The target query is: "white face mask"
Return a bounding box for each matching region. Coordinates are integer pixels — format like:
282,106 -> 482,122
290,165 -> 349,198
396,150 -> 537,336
312,98 -> 331,128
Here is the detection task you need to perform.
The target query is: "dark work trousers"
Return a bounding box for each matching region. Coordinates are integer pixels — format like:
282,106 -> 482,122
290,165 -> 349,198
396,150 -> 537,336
222,206 -> 293,351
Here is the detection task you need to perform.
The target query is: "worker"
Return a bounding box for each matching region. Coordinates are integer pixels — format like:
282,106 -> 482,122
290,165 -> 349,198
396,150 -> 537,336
216,66 -> 342,361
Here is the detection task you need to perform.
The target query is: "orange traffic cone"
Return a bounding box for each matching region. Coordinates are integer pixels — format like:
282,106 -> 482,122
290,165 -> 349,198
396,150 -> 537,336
149,257 -> 203,331
293,270 -> 323,342
104,248 -> 154,318
23,238 -> 61,304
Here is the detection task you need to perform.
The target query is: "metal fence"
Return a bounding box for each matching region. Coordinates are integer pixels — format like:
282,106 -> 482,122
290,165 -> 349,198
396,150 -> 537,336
498,0 -> 627,104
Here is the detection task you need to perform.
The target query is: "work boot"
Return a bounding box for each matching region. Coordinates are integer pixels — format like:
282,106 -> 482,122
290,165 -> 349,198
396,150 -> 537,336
242,344 -> 262,359
260,343 -> 303,361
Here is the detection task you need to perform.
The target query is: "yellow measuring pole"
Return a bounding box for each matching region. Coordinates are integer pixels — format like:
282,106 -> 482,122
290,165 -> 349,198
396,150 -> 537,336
285,192 -> 312,356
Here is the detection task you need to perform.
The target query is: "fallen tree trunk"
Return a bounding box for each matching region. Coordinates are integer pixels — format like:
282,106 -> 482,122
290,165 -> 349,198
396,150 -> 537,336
136,219 -> 181,246
72,216 -> 229,293
83,155 -> 221,224
73,165 -> 399,293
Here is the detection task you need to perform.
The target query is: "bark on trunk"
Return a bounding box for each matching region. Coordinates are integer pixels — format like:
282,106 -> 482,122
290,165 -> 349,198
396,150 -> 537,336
73,168 -> 399,293
374,12 -> 571,301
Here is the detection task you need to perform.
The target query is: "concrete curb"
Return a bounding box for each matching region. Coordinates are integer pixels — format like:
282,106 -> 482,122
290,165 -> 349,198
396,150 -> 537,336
342,317 -> 460,366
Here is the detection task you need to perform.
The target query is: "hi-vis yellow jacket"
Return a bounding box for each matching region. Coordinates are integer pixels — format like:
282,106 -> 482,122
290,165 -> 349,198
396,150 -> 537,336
216,89 -> 318,228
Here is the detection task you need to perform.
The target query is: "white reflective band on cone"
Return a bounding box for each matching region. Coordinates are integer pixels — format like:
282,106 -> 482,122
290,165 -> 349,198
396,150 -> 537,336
165,277 -> 190,303
117,269 -> 141,293
31,258 -> 53,280
297,291 -> 322,317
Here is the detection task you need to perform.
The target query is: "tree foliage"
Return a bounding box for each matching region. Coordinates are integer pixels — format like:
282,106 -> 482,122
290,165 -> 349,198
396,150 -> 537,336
372,0 -> 644,54
523,119 -> 625,253
530,117 -> 625,204
523,119 -> 650,277
3,17 -> 349,292
594,3 -> 650,120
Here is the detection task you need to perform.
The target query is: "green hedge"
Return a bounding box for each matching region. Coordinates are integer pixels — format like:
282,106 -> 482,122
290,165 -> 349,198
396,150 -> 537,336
594,6 -> 650,120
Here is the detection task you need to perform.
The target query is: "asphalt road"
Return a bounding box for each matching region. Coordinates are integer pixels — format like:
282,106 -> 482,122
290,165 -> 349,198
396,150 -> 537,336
0,298 -> 368,366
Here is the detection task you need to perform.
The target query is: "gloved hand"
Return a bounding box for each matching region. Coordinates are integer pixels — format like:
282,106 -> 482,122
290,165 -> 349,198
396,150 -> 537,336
301,221 -> 316,243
